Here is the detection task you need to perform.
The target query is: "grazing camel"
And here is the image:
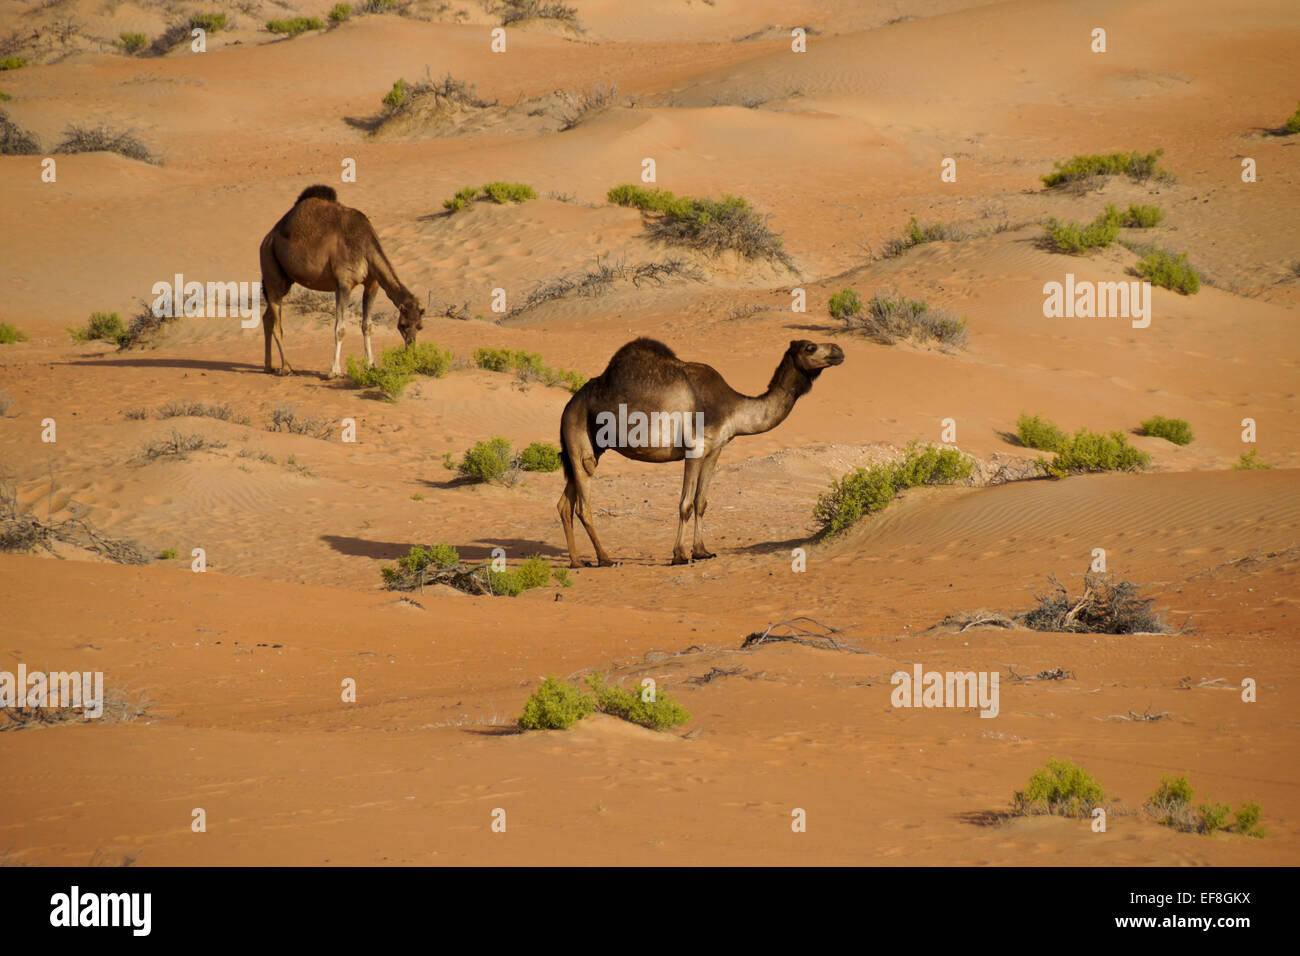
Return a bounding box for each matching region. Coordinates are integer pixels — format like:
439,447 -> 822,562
558,337 -> 845,567
258,185 -> 425,376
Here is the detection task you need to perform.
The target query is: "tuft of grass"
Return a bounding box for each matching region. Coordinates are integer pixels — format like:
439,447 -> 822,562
517,676 -> 593,730
1013,759 -> 1105,818
1041,149 -> 1171,188
498,0 -> 580,29
190,12 -> 228,32
834,289 -> 967,349
441,182 -> 536,212
54,124 -> 160,165
607,183 -> 792,268
72,311 -> 127,344
157,548 -> 178,560
117,31 -> 148,54
0,323 -> 27,344
814,441 -> 972,536
519,441 -> 562,472
1139,415 -> 1193,445
587,674 -> 691,731
455,436 -> 514,483
266,17 -> 324,36
472,347 -> 586,392
138,430 -> 226,462
346,342 -> 453,400
156,400 -> 249,425
1233,449 -> 1273,470
1131,245 -> 1201,294
1021,571 -> 1164,634
0,110 -> 40,154
558,82 -> 619,130
328,3 -> 352,21
268,404 -> 332,439
0,57 -> 28,71
1015,413 -> 1068,452
882,216 -> 969,258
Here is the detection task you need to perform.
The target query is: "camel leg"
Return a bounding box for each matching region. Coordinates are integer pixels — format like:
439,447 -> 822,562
328,286 -> 348,378
671,457 -> 704,565
361,280 -> 379,368
691,450 -> 721,560
573,469 -> 615,567
556,478 -> 580,568
263,296 -> 294,376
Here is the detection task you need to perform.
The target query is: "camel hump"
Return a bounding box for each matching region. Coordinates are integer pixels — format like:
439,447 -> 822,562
295,184 -> 338,204
610,337 -> 677,363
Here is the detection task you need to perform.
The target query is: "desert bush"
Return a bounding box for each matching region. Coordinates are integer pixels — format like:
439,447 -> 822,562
329,3 -> 352,21
1139,415 -> 1193,445
268,404 -> 332,438
517,676 -> 593,730
1132,246 -> 1201,294
72,311 -> 127,344
607,183 -> 792,267
0,110 -> 39,154
54,124 -> 160,165
559,82 -> 619,130
1284,102 -> 1300,134
138,430 -> 225,461
441,182 -> 536,211
190,12 -> 227,32
472,347 -> 586,392
1146,775 -> 1264,836
1041,206 -> 1121,254
157,548 -> 178,559
828,288 -> 861,322
1121,203 -> 1164,227
382,545 -> 561,596
498,0 -> 579,28
1021,571 -> 1163,634
487,555 -> 553,596
347,342 -> 453,400
380,543 -> 459,587
1015,413 -> 1067,451
1233,449 -> 1273,470
1041,149 -> 1170,187
882,216 -> 969,258
157,400 -> 249,425
587,674 -> 691,731
383,78 -> 409,110
0,323 -> 26,344
0,57 -> 27,71
267,17 -> 323,36
1013,759 -> 1104,817
814,441 -> 972,536
116,299 -> 177,349
519,441 -> 561,472
146,22 -> 192,56
1036,427 -> 1150,477
0,92 -> 10,102
441,185 -> 479,212
117,31 -> 148,54
836,290 -> 967,349
455,436 -> 514,482
366,0 -> 395,11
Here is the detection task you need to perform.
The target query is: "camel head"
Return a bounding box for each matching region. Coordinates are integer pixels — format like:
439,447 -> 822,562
397,293 -> 424,347
788,339 -> 845,377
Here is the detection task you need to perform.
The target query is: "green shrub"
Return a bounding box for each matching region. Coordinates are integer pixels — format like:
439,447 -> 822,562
1015,759 -> 1105,817
117,32 -> 148,54
1042,205 -> 1121,253
383,78 -> 409,110
0,57 -> 28,71
1121,204 -> 1164,228
157,548 -> 178,560
1148,775 -> 1265,836
1039,428 -> 1150,477
380,543 -> 459,586
1139,415 -> 1193,445
828,288 -> 861,321
882,216 -> 969,258
266,17 -> 323,36
366,0 -> 395,11
346,342 -> 453,400
190,12 -> 228,32
606,183 -> 791,266
328,3 -> 352,21
482,181 -> 537,204
517,676 -> 594,730
587,674 -> 691,731
488,555 -> 552,596
442,185 -> 479,212
1133,246 -> 1201,294
519,441 -> 562,472
72,311 -> 127,344
472,347 -> 586,392
1016,413 -> 1068,452
1235,801 -> 1265,837
457,436 -> 514,482
0,323 -> 26,344
1234,449 -> 1273,470
814,441 -> 972,536
1041,149 -> 1169,187
838,291 -> 967,348
1284,103 -> 1300,134
0,92 -> 9,102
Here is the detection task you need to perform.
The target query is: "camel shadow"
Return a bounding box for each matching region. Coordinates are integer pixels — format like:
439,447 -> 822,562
734,534 -> 812,556
60,357 -> 265,374
321,535 -> 566,561
784,321 -> 837,333
954,809 -> 1012,828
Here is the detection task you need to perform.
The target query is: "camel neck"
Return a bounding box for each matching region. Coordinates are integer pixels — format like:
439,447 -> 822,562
732,354 -> 809,437
369,248 -> 407,305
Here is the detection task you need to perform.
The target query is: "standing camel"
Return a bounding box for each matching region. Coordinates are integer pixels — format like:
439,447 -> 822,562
558,337 -> 845,567
258,185 -> 425,376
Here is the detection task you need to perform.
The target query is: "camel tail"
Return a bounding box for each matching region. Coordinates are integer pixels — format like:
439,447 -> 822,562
295,184 -> 338,204
560,421 -> 575,483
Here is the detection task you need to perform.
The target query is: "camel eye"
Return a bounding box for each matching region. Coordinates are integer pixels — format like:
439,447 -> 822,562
804,344 -> 816,353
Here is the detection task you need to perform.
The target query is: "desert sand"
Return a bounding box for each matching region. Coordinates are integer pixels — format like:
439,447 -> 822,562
0,0 -> 1297,866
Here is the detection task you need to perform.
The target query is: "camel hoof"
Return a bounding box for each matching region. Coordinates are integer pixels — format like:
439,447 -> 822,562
273,367 -> 293,377
596,558 -> 618,568
670,555 -> 691,566
692,551 -> 716,561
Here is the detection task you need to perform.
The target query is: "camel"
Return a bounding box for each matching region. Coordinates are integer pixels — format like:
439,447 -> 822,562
258,185 -> 425,376
557,337 -> 845,567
